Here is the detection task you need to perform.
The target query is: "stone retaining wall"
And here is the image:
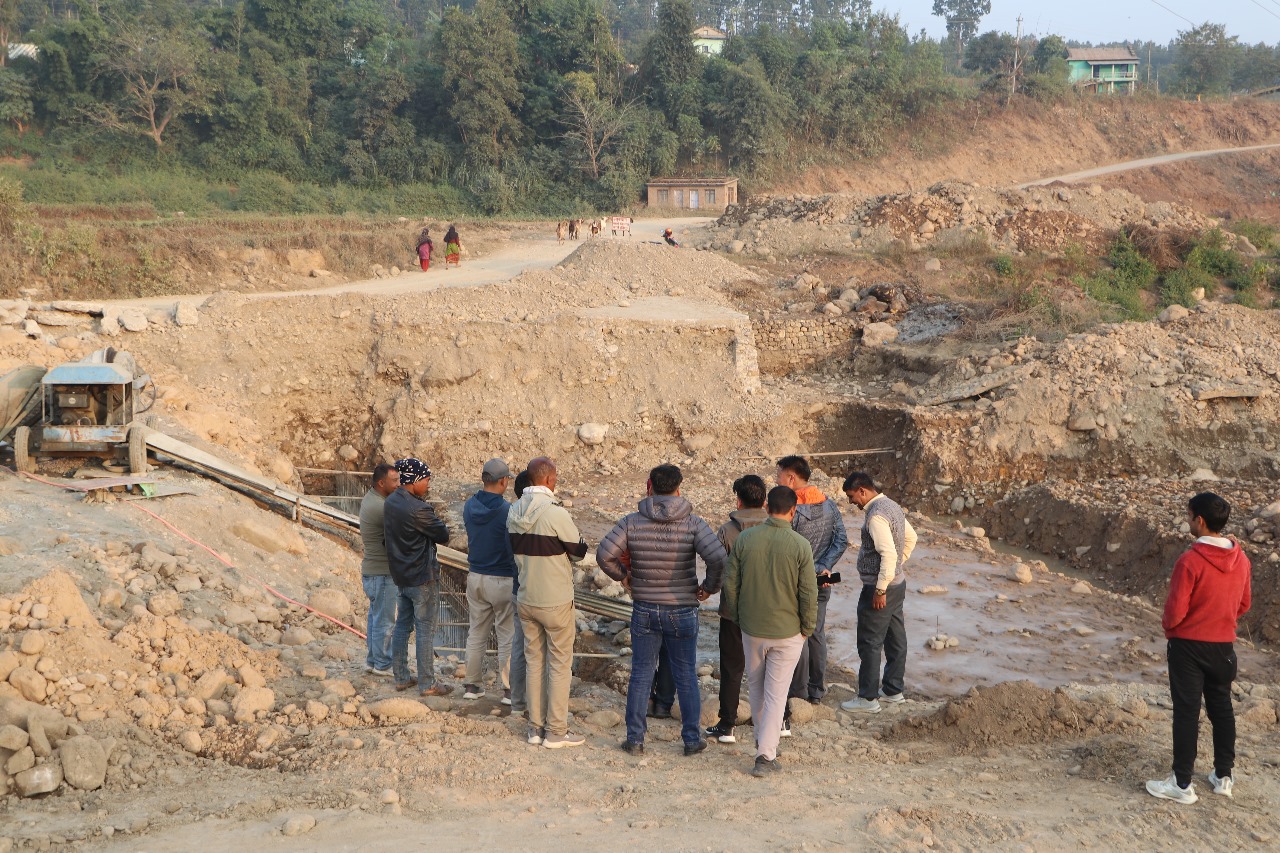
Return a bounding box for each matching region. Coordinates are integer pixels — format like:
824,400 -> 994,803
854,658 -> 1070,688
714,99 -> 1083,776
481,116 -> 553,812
752,314 -> 864,374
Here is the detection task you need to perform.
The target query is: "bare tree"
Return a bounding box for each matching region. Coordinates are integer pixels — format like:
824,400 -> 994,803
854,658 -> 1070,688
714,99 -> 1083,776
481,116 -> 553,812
560,86 -> 636,181
87,25 -> 208,149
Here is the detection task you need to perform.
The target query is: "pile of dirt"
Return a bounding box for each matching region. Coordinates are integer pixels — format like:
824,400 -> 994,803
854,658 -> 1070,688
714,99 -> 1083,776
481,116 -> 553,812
885,681 -> 1145,754
889,303 -> 1280,494
700,181 -> 1216,259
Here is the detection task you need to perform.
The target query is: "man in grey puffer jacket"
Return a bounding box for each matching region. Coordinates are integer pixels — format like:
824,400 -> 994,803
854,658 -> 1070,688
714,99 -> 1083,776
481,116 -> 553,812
598,464 -> 728,755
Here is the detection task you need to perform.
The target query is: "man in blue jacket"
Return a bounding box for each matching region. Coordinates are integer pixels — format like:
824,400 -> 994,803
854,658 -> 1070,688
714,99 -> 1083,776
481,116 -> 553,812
776,456 -> 848,719
462,458 -> 518,702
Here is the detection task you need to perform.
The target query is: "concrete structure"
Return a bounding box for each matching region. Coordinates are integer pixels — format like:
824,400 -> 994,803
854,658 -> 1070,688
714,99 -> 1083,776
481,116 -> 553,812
1067,48 -> 1139,95
7,43 -> 39,62
646,177 -> 738,211
692,26 -> 727,56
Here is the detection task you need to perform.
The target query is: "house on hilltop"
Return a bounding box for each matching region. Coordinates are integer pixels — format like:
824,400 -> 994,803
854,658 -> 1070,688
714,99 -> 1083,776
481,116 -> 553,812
1067,48 -> 1139,95
692,26 -> 727,56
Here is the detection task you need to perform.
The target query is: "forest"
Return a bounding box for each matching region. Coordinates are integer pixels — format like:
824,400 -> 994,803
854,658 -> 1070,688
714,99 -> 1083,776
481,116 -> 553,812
0,0 -> 1275,215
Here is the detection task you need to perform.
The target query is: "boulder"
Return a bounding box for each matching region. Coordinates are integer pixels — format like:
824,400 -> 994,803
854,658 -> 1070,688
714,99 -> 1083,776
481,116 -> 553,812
1008,563 -> 1033,584
367,698 -> 429,720
9,667 -> 47,702
192,669 -> 231,701
173,302 -> 200,327
15,762 -> 62,797
280,626 -> 316,646
585,710 -> 622,729
231,519 -> 306,555
147,591 -> 183,618
231,686 -> 275,722
861,322 -> 899,347
307,589 -> 353,623
51,301 -> 104,316
118,308 -> 148,333
0,724 -> 28,751
1157,304 -> 1189,323
281,814 -> 317,837
58,735 -> 107,790
577,422 -> 608,446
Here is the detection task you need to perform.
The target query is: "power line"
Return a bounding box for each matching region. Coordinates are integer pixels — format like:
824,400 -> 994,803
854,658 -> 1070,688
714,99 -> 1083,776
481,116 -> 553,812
1146,0 -> 1196,28
1244,0 -> 1280,23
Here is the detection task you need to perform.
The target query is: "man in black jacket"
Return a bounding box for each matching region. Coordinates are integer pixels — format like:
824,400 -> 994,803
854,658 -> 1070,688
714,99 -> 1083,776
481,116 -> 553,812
384,458 -> 452,697
598,464 -> 727,755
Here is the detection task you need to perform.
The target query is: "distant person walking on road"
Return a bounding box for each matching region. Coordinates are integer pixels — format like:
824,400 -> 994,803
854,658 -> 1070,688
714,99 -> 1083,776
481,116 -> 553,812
444,225 -> 462,268
461,458 -> 518,702
359,463 -> 401,676
775,455 -> 848,712
597,464 -> 727,756
508,457 -> 588,748
722,485 -> 818,778
706,474 -> 770,745
841,472 -> 916,714
1146,492 -> 1252,805
415,228 -> 433,271
384,458 -> 452,697
556,221 -> 567,244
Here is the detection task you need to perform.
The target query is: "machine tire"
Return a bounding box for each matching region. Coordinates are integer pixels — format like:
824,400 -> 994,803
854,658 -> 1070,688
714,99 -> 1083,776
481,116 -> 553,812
14,425 -> 34,474
128,426 -> 149,475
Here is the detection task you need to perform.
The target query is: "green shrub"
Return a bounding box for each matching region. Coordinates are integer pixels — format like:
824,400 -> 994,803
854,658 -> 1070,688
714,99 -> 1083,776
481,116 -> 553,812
0,175 -> 27,238
1229,219 -> 1276,253
1160,266 -> 1215,308
1230,260 -> 1269,294
993,254 -> 1015,277
1186,227 -> 1244,278
1076,272 -> 1146,319
1106,233 -> 1157,289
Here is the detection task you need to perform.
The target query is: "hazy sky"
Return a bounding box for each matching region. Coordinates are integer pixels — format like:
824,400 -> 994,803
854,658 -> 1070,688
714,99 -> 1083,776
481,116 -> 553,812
883,1 -> 1280,45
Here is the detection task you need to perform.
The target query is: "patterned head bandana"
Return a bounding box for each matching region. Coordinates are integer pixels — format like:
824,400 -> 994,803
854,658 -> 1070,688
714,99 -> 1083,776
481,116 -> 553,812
395,458 -> 432,485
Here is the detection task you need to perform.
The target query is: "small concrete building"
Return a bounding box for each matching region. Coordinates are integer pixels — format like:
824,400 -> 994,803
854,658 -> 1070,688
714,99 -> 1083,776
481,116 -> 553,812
692,26 -> 728,56
646,177 -> 738,211
1067,48 -> 1139,94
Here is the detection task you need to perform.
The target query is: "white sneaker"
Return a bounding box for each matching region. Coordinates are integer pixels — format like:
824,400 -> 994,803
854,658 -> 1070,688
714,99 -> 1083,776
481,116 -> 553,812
780,719 -> 792,738
840,697 -> 882,713
1146,775 -> 1197,804
1208,771 -> 1233,798
365,666 -> 393,677
462,684 -> 485,700
527,726 -> 545,745
879,691 -> 906,704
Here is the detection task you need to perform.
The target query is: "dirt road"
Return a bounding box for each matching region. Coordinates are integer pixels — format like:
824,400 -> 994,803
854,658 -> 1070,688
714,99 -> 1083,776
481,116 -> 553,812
110,216 -> 715,311
1018,142 -> 1280,187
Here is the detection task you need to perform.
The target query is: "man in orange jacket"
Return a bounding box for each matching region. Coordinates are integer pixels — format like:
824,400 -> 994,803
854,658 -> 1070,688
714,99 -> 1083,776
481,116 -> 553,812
1146,492 -> 1252,805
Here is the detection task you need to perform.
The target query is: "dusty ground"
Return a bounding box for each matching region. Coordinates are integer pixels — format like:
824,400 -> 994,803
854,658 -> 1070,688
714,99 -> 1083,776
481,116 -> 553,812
3,106 -> 1280,851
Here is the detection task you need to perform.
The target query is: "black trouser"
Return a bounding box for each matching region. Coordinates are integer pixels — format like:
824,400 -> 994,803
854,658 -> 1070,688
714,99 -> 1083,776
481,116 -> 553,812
651,644 -> 675,709
788,584 -> 832,702
716,617 -> 745,727
1168,637 -> 1237,787
856,582 -> 907,700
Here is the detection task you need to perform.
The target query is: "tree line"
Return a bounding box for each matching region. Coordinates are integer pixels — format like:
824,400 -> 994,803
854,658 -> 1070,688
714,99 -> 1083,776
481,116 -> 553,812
0,1 -> 1275,216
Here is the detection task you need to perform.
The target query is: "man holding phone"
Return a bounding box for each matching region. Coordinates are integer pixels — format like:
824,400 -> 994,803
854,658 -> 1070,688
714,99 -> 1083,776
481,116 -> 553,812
841,472 -> 917,713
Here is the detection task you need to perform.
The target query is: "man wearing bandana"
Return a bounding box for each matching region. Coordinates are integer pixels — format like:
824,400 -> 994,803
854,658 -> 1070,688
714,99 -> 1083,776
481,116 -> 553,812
384,458 -> 452,696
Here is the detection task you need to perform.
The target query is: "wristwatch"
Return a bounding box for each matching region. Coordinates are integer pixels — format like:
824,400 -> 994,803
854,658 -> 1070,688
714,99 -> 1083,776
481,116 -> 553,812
875,588 -> 887,596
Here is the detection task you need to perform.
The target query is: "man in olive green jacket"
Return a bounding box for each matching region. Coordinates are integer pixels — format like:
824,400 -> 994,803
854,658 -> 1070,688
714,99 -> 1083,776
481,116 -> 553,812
722,486 -> 818,777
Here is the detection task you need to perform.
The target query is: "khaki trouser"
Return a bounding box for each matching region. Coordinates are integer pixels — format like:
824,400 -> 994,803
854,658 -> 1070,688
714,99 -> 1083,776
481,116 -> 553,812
743,632 -> 805,761
465,573 -> 515,690
518,601 -> 575,736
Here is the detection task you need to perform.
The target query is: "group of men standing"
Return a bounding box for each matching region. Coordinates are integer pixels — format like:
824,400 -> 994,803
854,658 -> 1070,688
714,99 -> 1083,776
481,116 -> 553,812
357,452 -> 1253,796
360,450 -> 917,774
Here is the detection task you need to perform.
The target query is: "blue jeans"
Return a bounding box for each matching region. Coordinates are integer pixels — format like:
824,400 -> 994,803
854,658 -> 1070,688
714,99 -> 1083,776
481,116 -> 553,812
362,575 -> 397,671
392,582 -> 439,687
625,601 -> 701,746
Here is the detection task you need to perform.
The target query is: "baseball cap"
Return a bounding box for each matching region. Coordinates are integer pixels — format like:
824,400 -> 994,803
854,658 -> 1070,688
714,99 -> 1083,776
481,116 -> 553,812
481,458 -> 512,483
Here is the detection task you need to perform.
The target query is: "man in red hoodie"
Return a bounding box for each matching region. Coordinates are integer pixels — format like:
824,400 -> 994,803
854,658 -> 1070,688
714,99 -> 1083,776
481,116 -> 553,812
1146,492 -> 1252,805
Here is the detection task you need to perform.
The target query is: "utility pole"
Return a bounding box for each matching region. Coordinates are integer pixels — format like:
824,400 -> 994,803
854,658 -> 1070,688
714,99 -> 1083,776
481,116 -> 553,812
1009,15 -> 1023,106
